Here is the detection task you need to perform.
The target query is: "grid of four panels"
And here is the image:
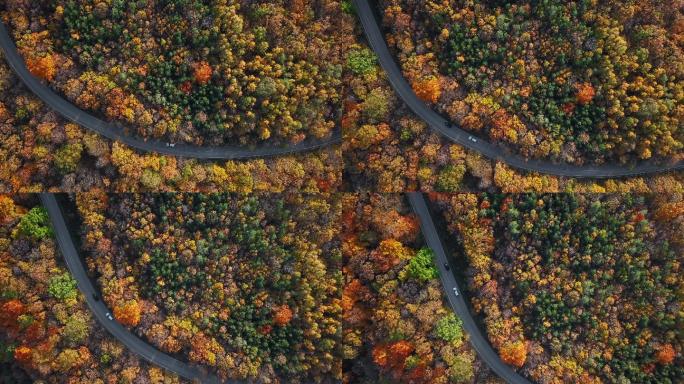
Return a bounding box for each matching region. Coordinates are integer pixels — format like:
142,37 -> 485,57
0,1 -> 682,384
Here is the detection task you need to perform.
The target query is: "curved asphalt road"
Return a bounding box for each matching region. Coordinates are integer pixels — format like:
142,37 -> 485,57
354,0 -> 684,178
407,192 -> 532,384
40,193 -> 230,384
0,21 -> 340,160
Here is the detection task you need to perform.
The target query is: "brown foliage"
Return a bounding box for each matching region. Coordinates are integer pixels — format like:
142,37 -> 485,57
412,77 -> 441,104
372,340 -> 414,371
653,201 -> 684,221
13,345 -> 32,364
0,299 -> 25,328
369,239 -> 405,273
342,278 -> 371,326
372,210 -> 418,241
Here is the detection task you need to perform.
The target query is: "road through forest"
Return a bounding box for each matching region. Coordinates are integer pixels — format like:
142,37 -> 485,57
408,192 -> 532,384
0,21 -> 340,160
353,0 -> 684,178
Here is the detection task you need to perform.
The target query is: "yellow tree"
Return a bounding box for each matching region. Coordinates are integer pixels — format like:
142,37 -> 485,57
113,300 -> 141,327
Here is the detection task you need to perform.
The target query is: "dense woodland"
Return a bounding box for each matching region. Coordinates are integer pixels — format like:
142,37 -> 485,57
0,2 -> 682,191
435,193 -> 683,383
0,49 -> 341,192
380,0 -> 684,164
341,6 -> 684,192
2,192 -> 683,383
4,0 -> 354,146
77,193 -> 342,383
342,193 -> 499,383
342,51 -> 684,192
0,195 -> 185,383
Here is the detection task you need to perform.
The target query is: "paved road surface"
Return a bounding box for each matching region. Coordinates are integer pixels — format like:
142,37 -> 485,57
354,0 -> 684,178
0,22 -> 340,159
407,192 -> 532,384
40,194 -> 228,384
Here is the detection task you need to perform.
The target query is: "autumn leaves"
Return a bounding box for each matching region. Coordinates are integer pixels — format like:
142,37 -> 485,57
343,194 -> 480,383
375,0 -> 683,167
434,193 -> 683,383
3,0 -> 354,157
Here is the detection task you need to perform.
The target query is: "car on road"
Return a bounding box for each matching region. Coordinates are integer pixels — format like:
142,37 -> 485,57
453,287 -> 459,296
443,262 -> 450,271
92,293 -> 100,301
105,312 -> 114,321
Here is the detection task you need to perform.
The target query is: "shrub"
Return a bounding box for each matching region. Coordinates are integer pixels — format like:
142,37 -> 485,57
450,353 -> 475,383
63,313 -> 89,343
341,0 -> 355,14
362,88 -> 390,122
436,165 -> 466,192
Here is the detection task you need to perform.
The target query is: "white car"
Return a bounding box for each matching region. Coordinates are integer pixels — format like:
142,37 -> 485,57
468,136 -> 478,143
453,287 -> 459,296
105,312 -> 114,321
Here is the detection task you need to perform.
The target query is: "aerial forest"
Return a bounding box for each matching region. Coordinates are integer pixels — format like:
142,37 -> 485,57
342,0 -> 684,193
4,0 -> 354,146
77,192 -> 342,383
433,193 -> 683,384
379,0 -> 683,165
0,195 -> 183,383
0,1 -> 682,191
1,192 -> 682,383
0,50 -> 341,192
342,193 -> 499,384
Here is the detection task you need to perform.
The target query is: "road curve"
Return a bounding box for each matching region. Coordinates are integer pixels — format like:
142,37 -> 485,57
354,0 -> 684,178
0,21 -> 340,160
407,192 -> 532,384
40,193 -> 229,384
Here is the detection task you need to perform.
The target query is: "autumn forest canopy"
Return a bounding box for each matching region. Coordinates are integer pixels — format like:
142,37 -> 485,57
76,192 -> 342,382
1,192 -> 683,383
342,193 -> 496,384
436,193 -> 683,383
382,0 -> 684,164
0,195 -> 180,383
5,0 -> 351,146
0,0 -> 683,192
0,0 -> 682,381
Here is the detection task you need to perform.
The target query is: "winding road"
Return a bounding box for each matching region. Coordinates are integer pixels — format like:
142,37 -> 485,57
407,192 -> 532,384
354,0 -> 684,178
40,189 -> 533,384
0,21 -> 340,160
40,193 -> 229,384
39,191 -> 532,384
